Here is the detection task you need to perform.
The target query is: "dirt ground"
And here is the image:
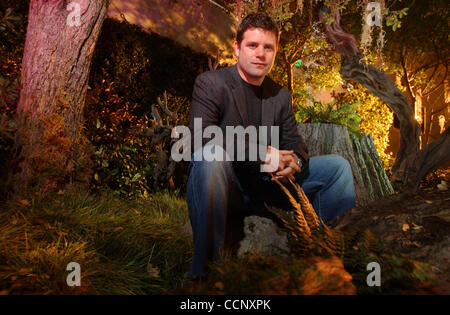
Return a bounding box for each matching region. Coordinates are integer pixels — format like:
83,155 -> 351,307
330,170 -> 450,294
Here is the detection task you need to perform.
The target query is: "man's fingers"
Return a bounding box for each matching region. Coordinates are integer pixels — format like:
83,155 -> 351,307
276,167 -> 294,177
278,157 -> 301,173
271,174 -> 293,183
290,163 -> 301,173
279,149 -> 294,156
280,155 -> 293,163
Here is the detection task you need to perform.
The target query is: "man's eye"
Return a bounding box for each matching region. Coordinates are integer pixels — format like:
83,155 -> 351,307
265,47 -> 273,51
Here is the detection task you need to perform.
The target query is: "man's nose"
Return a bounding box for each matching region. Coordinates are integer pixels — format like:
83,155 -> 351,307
256,46 -> 265,59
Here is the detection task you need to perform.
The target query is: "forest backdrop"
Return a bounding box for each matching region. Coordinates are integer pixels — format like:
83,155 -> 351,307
0,0 -> 448,295
1,0 -> 448,200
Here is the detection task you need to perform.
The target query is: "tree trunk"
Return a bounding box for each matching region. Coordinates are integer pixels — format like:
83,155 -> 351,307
322,9 -> 450,191
404,127 -> 450,191
14,0 -> 109,194
283,51 -> 294,93
298,123 -> 393,206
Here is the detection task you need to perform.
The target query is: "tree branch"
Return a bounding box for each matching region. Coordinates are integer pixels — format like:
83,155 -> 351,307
409,126 -> 450,191
322,9 -> 421,176
423,66 -> 448,97
400,46 -> 416,104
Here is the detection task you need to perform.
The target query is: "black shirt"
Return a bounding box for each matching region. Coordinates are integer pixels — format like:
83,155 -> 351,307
240,76 -> 263,127
232,77 -> 266,199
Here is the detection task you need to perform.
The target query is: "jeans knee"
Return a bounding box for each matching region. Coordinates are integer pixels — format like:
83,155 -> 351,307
194,159 -> 232,177
328,154 -> 352,174
192,144 -> 231,162
190,145 -> 233,180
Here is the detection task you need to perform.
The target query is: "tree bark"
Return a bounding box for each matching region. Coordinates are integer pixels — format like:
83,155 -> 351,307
403,126 -> 450,191
14,0 -> 109,194
298,123 -> 393,206
322,9 -> 449,190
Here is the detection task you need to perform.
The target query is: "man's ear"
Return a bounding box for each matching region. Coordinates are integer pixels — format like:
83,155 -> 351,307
233,40 -> 240,58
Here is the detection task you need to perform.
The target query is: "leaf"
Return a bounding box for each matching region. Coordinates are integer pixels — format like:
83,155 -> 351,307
402,224 -> 410,232
131,173 -> 141,182
433,210 -> 450,223
19,199 -> 30,206
18,268 -> 32,275
146,263 -> 160,279
437,181 -> 448,191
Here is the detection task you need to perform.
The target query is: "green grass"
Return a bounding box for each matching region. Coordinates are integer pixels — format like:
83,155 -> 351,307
0,185 -> 192,294
0,185 -> 438,295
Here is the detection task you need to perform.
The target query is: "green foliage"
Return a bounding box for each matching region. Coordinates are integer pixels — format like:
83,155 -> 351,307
84,90 -> 190,198
335,84 -> 394,170
0,186 -> 191,294
85,96 -> 154,198
271,16 -> 342,105
295,97 -> 362,137
91,134 -> 154,199
83,18 -> 207,196
385,7 -> 408,31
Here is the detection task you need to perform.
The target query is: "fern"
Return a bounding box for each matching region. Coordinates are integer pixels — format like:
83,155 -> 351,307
295,99 -> 362,138
266,177 -> 344,258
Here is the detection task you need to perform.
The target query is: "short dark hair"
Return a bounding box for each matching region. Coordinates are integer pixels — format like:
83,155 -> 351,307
236,13 -> 279,46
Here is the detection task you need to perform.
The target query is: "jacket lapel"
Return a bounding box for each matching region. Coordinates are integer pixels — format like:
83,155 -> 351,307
229,65 -> 249,127
261,79 -> 275,146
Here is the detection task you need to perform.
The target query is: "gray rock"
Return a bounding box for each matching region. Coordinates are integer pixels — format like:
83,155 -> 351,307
237,216 -> 290,258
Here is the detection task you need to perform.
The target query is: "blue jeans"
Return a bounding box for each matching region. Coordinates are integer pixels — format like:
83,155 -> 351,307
186,145 -> 356,277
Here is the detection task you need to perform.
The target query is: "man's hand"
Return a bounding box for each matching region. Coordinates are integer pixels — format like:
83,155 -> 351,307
263,146 -> 301,182
263,145 -> 290,173
272,152 -> 301,182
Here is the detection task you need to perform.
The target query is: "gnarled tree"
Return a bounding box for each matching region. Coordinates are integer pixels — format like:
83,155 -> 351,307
322,9 -> 449,191
14,0 -> 109,194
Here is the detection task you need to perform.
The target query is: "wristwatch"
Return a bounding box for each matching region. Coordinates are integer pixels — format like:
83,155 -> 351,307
295,154 -> 303,170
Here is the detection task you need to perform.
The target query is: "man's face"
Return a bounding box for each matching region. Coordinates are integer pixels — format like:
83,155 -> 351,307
234,27 -> 278,85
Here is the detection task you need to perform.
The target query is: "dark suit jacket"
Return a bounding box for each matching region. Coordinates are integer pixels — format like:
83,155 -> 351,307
188,64 -> 309,193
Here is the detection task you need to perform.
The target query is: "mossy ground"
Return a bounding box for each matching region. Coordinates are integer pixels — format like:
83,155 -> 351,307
1,181 -> 442,294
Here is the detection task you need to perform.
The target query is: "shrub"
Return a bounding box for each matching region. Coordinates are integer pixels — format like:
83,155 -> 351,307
83,18 -> 208,196
295,93 -> 362,138
334,85 -> 394,171
0,4 -> 25,197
